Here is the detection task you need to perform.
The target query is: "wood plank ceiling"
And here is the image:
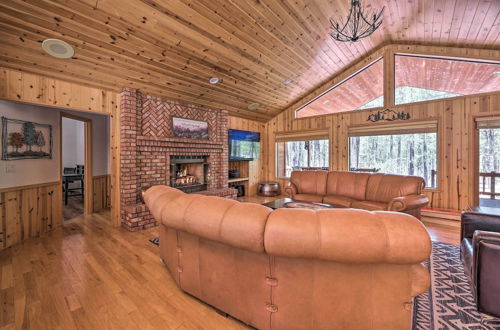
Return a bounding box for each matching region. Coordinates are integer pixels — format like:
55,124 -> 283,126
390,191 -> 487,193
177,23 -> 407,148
0,0 -> 499,121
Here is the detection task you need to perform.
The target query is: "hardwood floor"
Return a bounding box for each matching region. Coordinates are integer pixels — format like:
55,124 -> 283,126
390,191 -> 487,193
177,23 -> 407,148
0,211 -> 248,330
63,196 -> 84,221
0,201 -> 461,329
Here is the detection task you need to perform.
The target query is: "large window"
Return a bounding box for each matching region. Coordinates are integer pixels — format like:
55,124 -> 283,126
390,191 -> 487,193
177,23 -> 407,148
276,139 -> 329,178
395,55 -> 500,105
296,58 -> 384,118
349,122 -> 438,188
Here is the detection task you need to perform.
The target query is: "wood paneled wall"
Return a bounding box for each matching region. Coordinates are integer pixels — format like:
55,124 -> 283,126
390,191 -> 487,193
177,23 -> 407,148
0,182 -> 61,251
93,175 -> 111,212
263,45 -> 500,211
265,91 -> 500,211
228,117 -> 266,195
0,67 -> 121,226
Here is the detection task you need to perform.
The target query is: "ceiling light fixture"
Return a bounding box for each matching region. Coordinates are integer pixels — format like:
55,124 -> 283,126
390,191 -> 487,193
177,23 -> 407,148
283,78 -> 293,85
209,77 -> 220,84
494,72 -> 500,75
248,103 -> 260,110
322,100 -> 330,105
41,39 -> 74,59
330,0 -> 385,42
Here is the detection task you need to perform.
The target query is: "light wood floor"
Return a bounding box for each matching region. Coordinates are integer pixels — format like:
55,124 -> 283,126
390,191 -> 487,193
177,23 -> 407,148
0,202 -> 461,329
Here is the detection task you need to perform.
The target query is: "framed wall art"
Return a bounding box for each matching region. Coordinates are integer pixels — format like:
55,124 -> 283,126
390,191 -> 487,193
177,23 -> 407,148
1,117 -> 53,160
172,117 -> 209,140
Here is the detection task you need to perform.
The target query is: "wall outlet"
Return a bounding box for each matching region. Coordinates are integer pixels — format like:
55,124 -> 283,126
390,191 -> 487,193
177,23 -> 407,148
5,164 -> 15,173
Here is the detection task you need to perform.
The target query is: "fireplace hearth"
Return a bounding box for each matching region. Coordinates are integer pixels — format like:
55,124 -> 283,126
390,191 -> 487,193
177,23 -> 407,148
170,155 -> 210,193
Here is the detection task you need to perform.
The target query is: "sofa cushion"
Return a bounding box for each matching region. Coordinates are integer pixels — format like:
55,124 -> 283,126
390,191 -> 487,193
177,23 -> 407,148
365,174 -> 424,203
326,171 -> 370,200
323,194 -> 355,207
293,194 -> 324,203
146,188 -> 272,253
290,171 -> 328,196
351,200 -> 388,211
264,208 -> 431,264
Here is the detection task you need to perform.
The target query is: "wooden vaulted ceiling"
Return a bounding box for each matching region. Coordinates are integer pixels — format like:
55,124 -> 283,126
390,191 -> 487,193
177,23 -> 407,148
0,0 -> 499,121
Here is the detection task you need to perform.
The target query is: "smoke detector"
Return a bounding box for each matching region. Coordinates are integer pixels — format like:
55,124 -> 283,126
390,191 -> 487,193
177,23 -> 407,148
209,77 -> 220,84
42,39 -> 74,59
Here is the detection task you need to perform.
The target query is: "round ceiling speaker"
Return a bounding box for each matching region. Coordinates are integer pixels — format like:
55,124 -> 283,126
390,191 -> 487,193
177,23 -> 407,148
41,39 -> 74,59
248,102 -> 260,110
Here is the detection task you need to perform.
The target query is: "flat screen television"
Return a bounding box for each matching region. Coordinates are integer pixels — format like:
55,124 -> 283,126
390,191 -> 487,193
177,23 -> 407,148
228,129 -> 260,161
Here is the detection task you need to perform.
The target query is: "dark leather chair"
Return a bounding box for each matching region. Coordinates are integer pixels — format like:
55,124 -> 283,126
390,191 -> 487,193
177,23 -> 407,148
461,211 -> 500,317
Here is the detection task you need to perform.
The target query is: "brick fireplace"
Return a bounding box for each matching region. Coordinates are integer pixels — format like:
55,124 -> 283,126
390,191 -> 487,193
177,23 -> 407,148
120,88 -> 236,231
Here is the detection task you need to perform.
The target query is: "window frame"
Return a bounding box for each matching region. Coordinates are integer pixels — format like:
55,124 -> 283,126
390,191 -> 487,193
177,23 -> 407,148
347,120 -> 441,191
275,138 -> 331,179
393,53 -> 500,106
294,57 -> 384,119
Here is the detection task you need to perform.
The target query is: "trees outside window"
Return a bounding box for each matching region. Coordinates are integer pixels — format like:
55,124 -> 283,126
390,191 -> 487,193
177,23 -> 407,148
276,140 -> 329,177
349,133 -> 438,188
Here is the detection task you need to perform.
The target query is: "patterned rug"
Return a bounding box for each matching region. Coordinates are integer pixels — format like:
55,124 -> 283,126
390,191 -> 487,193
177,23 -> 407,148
413,242 -> 500,329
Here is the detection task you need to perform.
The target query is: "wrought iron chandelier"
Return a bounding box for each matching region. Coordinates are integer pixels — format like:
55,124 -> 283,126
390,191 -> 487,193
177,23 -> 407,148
330,0 -> 385,42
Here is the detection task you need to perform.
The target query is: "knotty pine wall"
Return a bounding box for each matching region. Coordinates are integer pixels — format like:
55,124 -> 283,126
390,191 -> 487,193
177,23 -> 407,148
0,182 -> 61,251
0,67 -> 121,226
264,92 -> 500,211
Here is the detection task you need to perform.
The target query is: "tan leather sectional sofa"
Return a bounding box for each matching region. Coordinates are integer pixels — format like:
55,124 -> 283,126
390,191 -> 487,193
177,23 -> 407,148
285,170 -> 429,219
144,185 -> 431,330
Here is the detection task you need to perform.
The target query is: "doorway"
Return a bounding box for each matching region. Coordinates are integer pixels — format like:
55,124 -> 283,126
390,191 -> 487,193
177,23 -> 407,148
477,125 -> 500,208
61,113 -> 92,220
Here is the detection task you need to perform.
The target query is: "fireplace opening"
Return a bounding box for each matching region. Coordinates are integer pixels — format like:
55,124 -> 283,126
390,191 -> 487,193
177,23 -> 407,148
170,155 -> 210,193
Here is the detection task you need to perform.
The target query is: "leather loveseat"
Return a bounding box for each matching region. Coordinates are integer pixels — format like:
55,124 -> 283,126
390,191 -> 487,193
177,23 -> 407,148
144,185 -> 431,330
461,211 -> 500,317
285,170 -> 429,219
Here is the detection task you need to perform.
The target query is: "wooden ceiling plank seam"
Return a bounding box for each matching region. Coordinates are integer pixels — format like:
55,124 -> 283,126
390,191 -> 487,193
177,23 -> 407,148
285,0 -> 360,65
0,7 -> 296,106
0,54 -> 273,121
44,0 -> 277,87
472,1 -> 500,46
476,8 -> 500,47
222,0 -> 339,77
267,0 -> 348,72
19,0 -> 304,100
438,0 -> 458,45
457,0 -> 481,43
191,0 -> 338,87
139,0 -> 322,83
465,0 -> 493,44
287,0 -> 362,68
135,0 -> 312,86
176,0 -> 327,76
0,21 -> 287,111
0,38 -> 285,113
447,0 -> 471,43
431,0 -> 446,43
6,0 -> 293,93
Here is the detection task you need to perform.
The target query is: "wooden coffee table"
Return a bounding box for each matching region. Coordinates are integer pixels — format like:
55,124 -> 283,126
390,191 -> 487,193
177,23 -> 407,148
262,197 -> 343,210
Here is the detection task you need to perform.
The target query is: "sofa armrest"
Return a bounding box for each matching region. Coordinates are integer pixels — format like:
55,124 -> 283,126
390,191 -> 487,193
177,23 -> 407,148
388,194 -> 429,212
461,212 -> 500,240
284,182 -> 297,198
471,230 -> 500,317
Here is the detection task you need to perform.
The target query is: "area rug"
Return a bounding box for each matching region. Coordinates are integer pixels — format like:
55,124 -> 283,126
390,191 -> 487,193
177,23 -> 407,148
413,241 -> 500,329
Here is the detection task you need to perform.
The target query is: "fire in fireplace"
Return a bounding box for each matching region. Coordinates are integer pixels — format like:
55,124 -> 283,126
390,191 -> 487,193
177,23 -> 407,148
170,155 -> 210,193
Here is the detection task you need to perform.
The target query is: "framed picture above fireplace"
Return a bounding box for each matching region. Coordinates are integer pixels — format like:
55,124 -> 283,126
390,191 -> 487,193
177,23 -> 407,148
172,117 -> 209,140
